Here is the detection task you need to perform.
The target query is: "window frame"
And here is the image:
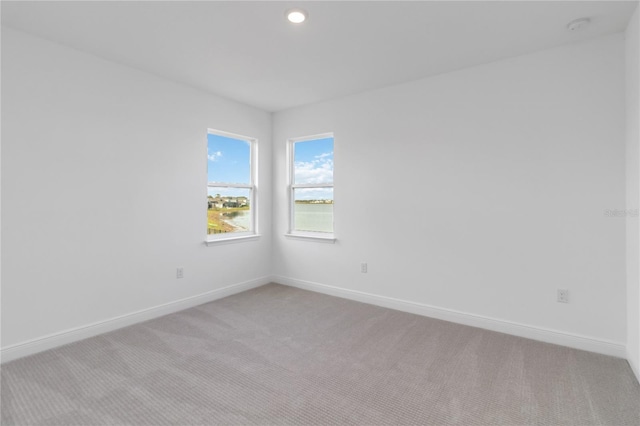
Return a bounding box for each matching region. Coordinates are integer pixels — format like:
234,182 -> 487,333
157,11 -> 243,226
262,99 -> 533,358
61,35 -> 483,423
206,129 -> 259,245
286,133 -> 336,243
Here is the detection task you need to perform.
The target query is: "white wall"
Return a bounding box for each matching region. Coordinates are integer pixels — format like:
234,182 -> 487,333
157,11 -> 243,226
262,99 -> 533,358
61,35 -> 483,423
626,5 -> 640,381
273,34 -> 627,354
1,25 -> 633,365
1,28 -> 272,356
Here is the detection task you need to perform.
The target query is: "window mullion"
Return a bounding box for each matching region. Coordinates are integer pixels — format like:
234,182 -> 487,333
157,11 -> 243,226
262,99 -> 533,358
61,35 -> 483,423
208,183 -> 253,189
292,183 -> 333,189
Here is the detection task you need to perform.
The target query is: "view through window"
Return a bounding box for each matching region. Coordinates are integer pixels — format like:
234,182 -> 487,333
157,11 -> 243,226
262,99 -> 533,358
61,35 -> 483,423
207,131 -> 255,238
291,135 -> 334,235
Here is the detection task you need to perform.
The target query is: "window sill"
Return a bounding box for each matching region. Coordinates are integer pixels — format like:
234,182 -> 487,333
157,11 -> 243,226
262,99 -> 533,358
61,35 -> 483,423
285,233 -> 336,243
205,234 -> 261,246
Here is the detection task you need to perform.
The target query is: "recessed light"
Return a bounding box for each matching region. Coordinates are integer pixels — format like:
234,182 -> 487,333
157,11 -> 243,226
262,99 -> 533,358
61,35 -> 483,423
566,17 -> 591,31
286,8 -> 308,24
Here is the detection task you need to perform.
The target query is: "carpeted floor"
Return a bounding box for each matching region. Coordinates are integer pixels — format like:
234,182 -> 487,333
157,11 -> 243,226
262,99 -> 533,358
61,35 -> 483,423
1,283 -> 639,425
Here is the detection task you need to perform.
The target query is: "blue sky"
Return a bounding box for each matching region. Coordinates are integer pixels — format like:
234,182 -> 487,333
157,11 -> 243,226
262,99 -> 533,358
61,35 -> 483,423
294,137 -> 334,200
207,133 -> 250,184
294,137 -> 334,184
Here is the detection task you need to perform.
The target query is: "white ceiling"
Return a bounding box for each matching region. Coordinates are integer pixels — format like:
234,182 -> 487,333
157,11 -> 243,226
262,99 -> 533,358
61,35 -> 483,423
1,1 -> 637,112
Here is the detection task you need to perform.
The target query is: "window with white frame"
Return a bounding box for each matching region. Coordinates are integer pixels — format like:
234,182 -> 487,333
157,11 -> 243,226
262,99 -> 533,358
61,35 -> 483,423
288,134 -> 334,239
207,130 -> 257,241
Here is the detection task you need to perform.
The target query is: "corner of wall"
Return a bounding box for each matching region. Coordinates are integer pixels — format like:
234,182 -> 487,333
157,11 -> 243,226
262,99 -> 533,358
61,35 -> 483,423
626,3 -> 640,384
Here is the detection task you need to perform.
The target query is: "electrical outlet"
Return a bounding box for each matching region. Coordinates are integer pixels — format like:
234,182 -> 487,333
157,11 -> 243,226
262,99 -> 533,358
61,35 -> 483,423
361,262 -> 368,273
176,268 -> 184,279
557,289 -> 569,303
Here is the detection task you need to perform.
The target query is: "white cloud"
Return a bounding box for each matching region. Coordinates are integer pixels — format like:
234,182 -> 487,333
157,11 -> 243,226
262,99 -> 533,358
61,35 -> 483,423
294,153 -> 333,184
208,150 -> 222,162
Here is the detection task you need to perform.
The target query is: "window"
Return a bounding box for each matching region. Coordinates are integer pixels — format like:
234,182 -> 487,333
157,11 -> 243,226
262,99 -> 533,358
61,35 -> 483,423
207,130 -> 257,242
288,134 -> 334,240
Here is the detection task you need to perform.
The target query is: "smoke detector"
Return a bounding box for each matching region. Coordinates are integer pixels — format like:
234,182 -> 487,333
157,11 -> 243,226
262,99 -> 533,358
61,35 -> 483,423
566,18 -> 591,31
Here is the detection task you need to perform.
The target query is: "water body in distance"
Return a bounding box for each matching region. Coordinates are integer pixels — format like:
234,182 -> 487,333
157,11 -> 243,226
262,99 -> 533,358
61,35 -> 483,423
223,210 -> 250,230
294,203 -> 333,233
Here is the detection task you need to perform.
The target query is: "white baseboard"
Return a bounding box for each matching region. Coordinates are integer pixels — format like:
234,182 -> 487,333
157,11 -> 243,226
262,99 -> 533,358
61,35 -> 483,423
274,275 -> 627,359
628,352 -> 640,384
1,276 -> 271,363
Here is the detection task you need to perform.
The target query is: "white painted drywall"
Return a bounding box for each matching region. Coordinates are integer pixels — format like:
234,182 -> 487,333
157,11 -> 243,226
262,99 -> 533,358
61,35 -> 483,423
1,28 -> 273,349
273,34 -> 627,346
626,4 -> 640,381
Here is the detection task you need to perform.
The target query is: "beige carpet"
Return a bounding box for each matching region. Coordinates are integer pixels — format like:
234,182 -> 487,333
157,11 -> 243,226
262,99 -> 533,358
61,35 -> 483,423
1,283 -> 639,425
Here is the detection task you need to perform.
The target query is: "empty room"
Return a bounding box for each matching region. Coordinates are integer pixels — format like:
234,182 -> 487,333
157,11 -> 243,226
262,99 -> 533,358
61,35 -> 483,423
1,1 -> 639,425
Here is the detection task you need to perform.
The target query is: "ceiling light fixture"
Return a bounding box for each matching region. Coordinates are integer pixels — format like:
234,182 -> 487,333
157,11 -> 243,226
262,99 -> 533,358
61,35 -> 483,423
566,17 -> 591,31
286,8 -> 308,24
